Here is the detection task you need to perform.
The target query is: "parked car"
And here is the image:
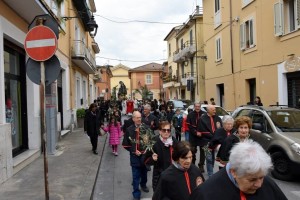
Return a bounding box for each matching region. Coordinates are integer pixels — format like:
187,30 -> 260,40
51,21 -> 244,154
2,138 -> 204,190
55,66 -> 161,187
166,100 -> 185,112
231,105 -> 300,181
184,104 -> 229,119
178,99 -> 193,109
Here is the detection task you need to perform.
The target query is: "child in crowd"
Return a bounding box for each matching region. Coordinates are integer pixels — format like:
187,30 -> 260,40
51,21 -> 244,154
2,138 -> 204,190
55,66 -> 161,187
172,108 -> 183,141
103,116 -> 121,156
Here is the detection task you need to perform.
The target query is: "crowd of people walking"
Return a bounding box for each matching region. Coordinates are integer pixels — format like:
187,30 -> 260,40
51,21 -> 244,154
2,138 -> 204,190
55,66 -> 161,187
83,97 -> 286,200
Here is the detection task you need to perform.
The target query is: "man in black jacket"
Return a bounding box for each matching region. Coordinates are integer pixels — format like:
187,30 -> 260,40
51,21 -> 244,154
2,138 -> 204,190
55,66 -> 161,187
186,102 -> 205,171
122,111 -> 150,200
198,104 -> 222,177
142,104 -> 159,133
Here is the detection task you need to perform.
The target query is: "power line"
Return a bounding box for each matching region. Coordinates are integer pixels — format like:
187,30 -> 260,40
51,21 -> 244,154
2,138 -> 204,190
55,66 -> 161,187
96,56 -> 166,63
95,14 -> 182,25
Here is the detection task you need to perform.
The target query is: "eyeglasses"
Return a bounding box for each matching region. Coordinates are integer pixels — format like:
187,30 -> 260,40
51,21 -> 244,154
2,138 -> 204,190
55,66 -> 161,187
161,129 -> 171,133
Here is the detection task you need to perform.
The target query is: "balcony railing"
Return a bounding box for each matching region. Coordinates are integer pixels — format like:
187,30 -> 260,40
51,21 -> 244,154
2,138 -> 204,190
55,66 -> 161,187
173,40 -> 196,63
71,40 -> 96,74
162,74 -> 178,83
180,72 -> 197,86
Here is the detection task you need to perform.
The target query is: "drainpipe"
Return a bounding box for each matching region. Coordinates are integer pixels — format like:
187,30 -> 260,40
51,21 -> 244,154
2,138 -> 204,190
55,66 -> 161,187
229,0 -> 237,107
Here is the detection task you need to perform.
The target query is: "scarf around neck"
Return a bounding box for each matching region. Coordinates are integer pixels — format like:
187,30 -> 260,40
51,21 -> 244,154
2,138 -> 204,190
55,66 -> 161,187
159,135 -> 173,147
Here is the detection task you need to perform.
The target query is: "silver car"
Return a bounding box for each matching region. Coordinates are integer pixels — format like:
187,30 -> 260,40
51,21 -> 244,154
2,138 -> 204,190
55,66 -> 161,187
232,105 -> 300,181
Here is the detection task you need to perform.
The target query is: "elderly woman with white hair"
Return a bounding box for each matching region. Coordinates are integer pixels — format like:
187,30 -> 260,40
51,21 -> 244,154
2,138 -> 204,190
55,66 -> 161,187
190,140 -> 287,200
208,115 -> 235,168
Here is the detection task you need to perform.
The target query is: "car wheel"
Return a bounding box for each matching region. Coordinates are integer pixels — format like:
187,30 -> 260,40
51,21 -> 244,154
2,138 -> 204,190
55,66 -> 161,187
271,152 -> 293,181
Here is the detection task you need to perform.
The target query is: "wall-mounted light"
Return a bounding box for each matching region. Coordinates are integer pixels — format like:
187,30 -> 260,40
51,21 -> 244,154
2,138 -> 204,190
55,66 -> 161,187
62,14 -> 98,38
184,60 -> 189,66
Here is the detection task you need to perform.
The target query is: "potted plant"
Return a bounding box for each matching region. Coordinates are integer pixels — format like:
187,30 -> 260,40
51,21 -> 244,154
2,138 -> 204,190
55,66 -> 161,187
76,108 -> 86,128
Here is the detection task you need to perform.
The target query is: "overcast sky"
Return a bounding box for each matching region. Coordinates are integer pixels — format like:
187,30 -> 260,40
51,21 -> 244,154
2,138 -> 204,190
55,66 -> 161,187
94,0 -> 202,68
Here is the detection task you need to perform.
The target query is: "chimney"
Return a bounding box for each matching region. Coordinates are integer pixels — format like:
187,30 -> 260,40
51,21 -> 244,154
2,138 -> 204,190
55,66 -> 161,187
196,5 -> 199,14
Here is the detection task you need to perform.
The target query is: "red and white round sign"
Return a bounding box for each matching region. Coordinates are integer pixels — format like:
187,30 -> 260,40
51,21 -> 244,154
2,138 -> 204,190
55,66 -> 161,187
24,26 -> 57,61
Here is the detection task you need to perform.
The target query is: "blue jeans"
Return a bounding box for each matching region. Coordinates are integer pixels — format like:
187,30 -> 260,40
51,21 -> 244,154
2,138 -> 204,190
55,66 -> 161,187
131,165 -> 148,198
206,149 -> 215,178
185,131 -> 189,141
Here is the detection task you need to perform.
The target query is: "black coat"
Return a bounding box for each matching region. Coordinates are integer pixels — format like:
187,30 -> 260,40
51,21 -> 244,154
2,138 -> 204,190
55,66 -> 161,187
209,127 -> 236,149
122,117 -> 134,133
122,123 -> 152,167
84,110 -> 100,136
190,168 -> 287,200
153,164 -> 204,200
186,110 -> 205,146
197,114 -> 222,146
144,135 -> 177,190
142,113 -> 159,131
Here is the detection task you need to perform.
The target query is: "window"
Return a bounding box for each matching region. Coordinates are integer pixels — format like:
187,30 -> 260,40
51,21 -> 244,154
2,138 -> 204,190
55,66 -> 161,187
215,37 -> 222,61
214,0 -> 221,28
240,18 -> 255,50
180,38 -> 184,49
242,0 -> 255,7
146,74 -> 152,84
168,43 -> 171,57
190,30 -> 193,44
274,0 -> 300,36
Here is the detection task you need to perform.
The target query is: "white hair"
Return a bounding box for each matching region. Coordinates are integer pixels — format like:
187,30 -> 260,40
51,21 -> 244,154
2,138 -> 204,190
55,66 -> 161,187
229,140 -> 273,177
144,104 -> 151,110
222,115 -> 234,124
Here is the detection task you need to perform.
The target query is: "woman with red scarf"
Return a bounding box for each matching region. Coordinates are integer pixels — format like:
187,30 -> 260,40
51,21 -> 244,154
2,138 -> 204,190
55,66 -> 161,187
153,141 -> 204,200
144,121 -> 177,191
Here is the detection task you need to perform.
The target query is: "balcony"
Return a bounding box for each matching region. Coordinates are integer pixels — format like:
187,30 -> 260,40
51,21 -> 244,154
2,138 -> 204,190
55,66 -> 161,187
71,40 -> 96,74
162,74 -> 178,88
173,40 -> 196,63
180,72 -> 197,86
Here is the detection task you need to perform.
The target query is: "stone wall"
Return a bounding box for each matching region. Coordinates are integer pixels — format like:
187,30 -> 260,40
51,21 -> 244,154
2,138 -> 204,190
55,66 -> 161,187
0,123 -> 13,184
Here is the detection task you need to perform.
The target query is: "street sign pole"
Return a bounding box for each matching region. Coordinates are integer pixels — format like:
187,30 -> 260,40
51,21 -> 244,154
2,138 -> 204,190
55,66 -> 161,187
25,16 -> 59,200
40,61 -> 49,200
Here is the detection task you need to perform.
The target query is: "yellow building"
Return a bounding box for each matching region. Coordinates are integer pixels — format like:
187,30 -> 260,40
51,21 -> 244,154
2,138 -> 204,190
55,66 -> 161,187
164,6 -> 206,102
110,64 -> 131,98
0,0 -> 99,183
203,0 -> 300,110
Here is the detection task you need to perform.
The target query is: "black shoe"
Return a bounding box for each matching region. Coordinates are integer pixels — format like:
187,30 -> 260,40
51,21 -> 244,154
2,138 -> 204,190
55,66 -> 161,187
93,150 -> 98,155
141,186 -> 149,193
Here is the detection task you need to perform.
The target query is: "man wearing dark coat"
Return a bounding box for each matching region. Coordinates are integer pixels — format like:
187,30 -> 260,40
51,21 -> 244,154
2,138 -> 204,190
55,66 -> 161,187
122,111 -> 150,200
142,104 -> 159,132
84,103 -> 101,154
198,104 -> 222,177
186,102 -> 205,170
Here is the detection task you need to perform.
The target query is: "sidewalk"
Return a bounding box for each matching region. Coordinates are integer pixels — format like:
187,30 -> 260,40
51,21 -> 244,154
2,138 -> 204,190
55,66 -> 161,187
0,128 -> 107,200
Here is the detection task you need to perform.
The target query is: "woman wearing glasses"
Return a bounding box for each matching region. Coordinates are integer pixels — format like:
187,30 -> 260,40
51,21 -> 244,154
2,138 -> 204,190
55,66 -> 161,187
144,121 -> 177,191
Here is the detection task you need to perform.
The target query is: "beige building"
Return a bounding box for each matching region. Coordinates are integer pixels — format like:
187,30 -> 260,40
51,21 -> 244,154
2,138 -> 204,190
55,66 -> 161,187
129,63 -> 164,100
0,0 -> 99,183
110,64 -> 131,98
164,6 -> 206,102
203,0 -> 300,110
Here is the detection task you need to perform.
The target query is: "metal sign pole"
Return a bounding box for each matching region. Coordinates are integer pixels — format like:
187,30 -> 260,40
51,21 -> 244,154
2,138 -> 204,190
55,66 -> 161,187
40,61 -> 49,200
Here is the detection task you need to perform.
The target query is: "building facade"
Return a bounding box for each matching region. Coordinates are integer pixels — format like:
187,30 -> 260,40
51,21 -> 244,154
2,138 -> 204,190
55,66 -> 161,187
203,0 -> 300,110
0,0 -> 99,183
128,63 -> 164,100
164,6 -> 206,102
110,64 -> 131,99
95,65 -> 113,100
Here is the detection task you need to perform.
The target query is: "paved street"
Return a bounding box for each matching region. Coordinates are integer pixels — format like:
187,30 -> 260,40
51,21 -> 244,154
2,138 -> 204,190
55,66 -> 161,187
0,115 -> 299,200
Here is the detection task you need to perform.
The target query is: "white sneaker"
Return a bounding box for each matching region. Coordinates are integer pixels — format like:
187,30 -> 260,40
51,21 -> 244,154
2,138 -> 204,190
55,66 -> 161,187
114,152 -> 118,156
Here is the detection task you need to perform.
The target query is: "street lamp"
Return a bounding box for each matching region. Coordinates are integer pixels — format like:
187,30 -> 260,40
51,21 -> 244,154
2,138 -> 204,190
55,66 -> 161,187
62,14 -> 98,37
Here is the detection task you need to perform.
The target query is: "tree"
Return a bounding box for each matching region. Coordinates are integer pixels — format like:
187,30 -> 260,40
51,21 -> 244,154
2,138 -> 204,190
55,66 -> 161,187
134,84 -> 152,100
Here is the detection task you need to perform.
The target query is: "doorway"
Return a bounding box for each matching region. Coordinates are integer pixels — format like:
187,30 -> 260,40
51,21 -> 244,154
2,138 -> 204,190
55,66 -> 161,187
4,40 -> 28,157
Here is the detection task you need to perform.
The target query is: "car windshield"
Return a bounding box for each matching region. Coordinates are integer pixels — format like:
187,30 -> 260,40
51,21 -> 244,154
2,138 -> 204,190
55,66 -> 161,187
267,110 -> 300,132
173,101 -> 184,108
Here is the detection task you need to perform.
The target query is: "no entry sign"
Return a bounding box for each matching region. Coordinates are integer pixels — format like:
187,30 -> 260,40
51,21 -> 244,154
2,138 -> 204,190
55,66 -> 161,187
24,26 -> 57,61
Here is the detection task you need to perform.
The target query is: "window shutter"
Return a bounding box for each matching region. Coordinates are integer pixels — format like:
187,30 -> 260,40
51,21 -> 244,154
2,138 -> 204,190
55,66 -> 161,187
296,0 -> 300,29
274,2 -> 283,36
240,23 -> 246,50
